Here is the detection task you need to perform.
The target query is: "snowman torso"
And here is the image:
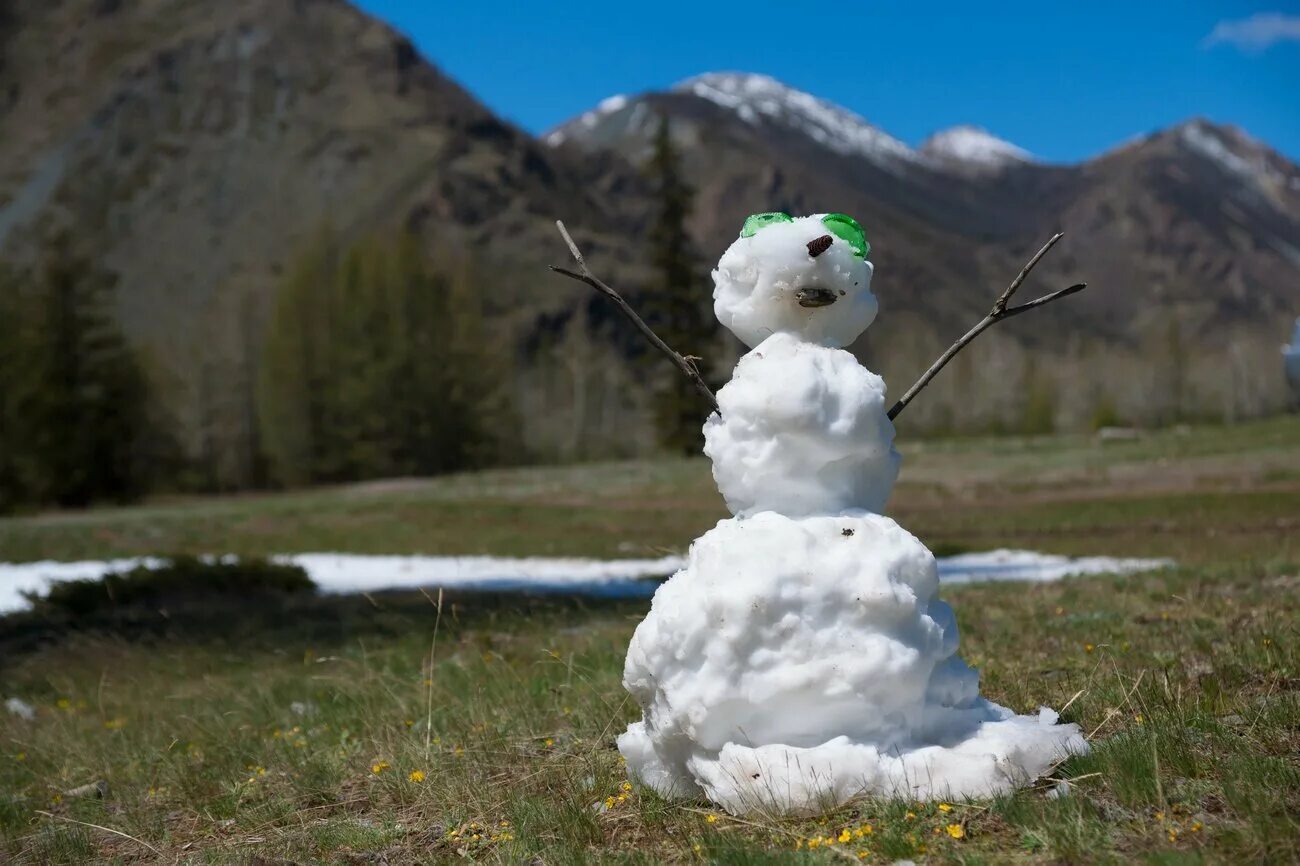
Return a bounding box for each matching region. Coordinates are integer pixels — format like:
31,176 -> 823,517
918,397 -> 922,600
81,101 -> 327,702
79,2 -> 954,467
617,211 -> 1088,816
705,333 -> 899,517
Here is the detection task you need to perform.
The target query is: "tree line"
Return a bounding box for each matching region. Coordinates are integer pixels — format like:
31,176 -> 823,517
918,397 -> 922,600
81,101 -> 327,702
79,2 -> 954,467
0,230 -> 508,513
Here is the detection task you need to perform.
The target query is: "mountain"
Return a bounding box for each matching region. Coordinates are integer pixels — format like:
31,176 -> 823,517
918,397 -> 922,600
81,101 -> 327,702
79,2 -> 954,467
2,7 -> 1298,479
0,0 -> 656,482
547,72 -> 1300,429
919,126 -> 1033,172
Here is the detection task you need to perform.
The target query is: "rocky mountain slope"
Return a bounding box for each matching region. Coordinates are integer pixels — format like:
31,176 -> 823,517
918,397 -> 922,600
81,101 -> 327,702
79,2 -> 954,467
2,7 -> 1297,473
547,72 -> 1300,429
0,0 -> 654,477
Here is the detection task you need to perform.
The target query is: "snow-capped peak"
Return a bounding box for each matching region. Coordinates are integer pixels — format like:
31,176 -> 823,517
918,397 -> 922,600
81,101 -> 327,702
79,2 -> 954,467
1175,118 -> 1300,192
920,125 -> 1033,168
543,93 -> 629,147
672,72 -> 921,166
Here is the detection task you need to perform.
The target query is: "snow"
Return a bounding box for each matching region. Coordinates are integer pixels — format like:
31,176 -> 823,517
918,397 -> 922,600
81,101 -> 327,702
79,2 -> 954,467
5,697 -> 35,721
619,511 -> 1089,814
674,72 -> 921,168
920,125 -> 1032,168
542,93 -> 629,147
1178,120 -> 1300,192
0,549 -> 1169,617
617,205 -> 1111,815
0,554 -> 680,614
705,334 -> 899,518
712,214 -> 877,349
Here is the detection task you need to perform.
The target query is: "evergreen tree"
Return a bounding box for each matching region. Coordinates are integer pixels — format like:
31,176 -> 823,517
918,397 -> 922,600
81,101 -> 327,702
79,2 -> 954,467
0,239 -> 152,507
644,115 -> 716,454
258,230 -> 499,486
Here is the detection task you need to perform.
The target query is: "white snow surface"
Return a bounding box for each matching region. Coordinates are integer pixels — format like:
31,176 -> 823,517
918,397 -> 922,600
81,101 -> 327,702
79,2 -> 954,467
920,125 -> 1032,168
674,73 -> 921,168
705,334 -> 899,518
0,554 -> 682,615
542,93 -> 628,147
0,550 -> 1170,617
713,215 -> 877,349
619,512 -> 1090,814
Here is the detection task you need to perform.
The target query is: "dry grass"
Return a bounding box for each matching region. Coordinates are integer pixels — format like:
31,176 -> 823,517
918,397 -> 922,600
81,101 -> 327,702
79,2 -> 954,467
1,416 -> 1298,863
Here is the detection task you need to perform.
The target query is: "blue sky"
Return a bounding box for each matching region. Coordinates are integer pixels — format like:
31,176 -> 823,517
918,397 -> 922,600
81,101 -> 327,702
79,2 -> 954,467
353,2 -> 1300,163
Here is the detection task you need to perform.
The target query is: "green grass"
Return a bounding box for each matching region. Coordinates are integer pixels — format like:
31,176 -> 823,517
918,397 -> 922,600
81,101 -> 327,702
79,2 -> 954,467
1,416 -> 1298,863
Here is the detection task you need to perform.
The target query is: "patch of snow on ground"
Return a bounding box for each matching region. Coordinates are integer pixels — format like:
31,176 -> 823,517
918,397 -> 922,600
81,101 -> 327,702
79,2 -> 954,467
0,550 -> 1171,616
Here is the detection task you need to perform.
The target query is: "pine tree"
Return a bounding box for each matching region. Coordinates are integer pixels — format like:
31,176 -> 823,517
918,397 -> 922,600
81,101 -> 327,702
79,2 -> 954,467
644,114 -> 716,454
5,239 -> 152,507
258,230 -> 500,486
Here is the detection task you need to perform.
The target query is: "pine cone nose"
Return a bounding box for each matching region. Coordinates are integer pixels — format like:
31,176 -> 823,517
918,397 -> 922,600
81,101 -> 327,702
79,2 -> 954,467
807,235 -> 833,258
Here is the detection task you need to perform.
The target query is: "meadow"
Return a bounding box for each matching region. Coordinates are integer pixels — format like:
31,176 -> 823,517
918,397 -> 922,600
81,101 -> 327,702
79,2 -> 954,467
1,417 -> 1298,864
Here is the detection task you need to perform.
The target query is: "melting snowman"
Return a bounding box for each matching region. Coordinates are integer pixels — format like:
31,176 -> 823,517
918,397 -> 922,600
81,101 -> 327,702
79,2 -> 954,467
617,212 -> 1089,816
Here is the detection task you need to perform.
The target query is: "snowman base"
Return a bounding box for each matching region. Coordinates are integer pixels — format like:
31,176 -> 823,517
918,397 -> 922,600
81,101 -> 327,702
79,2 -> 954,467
618,511 -> 1088,816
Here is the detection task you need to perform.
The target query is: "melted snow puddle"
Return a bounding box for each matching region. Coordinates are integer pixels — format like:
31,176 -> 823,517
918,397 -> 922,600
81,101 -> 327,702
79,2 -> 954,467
0,550 -> 1171,615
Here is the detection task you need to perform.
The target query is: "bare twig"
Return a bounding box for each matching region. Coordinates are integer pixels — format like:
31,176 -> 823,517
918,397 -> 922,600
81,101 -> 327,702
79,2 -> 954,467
888,232 -> 1086,420
550,221 -> 719,416
421,587 -> 443,757
35,810 -> 161,856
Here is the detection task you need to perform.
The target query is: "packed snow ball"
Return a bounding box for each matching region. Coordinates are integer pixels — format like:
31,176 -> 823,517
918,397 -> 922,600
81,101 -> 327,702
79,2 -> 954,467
712,213 -> 877,348
703,333 -> 899,518
618,512 -> 1088,814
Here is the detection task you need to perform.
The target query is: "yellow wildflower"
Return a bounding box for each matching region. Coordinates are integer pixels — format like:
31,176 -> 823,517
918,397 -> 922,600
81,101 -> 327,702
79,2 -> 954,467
838,829 -> 852,843
621,781 -> 633,792
408,769 -> 425,783
1135,714 -> 1144,724
1085,643 -> 1095,653
946,823 -> 965,839
56,698 -> 71,710
604,795 -> 616,809
15,752 -> 26,762
938,803 -> 952,812
1191,821 -> 1203,832
544,738 -> 554,748
905,810 -> 916,820
706,814 -> 717,824
808,837 -> 821,849
103,717 -> 126,730
371,760 -> 391,774
404,719 -> 414,728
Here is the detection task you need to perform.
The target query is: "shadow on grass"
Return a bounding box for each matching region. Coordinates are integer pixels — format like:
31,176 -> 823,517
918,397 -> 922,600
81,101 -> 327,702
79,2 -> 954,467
0,561 -> 653,665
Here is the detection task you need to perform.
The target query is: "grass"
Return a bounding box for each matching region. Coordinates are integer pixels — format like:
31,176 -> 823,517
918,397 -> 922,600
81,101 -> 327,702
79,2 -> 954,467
1,416 -> 1298,863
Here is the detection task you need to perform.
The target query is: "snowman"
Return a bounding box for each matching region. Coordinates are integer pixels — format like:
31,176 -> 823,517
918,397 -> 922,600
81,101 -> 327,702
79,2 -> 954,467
614,212 -> 1089,816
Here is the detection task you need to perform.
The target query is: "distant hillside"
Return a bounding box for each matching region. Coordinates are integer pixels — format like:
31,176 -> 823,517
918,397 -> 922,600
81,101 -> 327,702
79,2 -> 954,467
0,0 -> 656,483
546,72 -> 1300,431
2,7 -> 1297,486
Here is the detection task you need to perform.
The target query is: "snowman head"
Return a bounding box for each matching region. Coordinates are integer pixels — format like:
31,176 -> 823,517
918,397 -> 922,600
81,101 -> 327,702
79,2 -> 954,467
712,212 -> 876,349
